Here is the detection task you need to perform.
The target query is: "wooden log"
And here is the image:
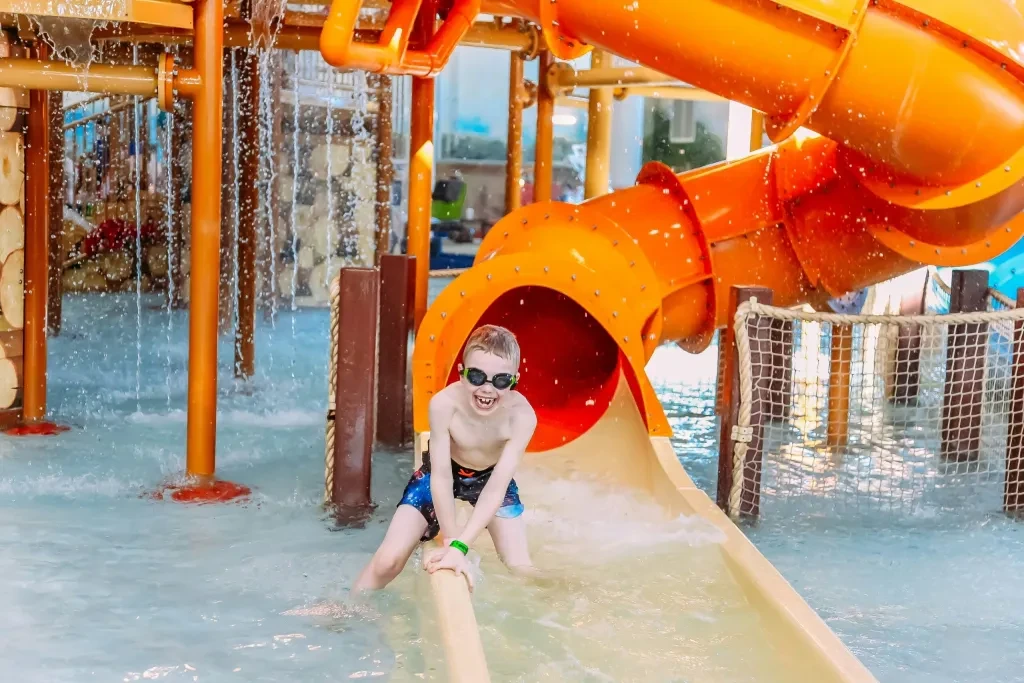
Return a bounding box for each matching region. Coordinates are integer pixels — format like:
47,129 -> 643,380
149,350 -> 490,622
0,132 -> 24,207
297,244 -> 315,270
377,254 -> 415,447
99,252 -> 132,283
309,261 -> 330,303
1005,287 -> 1024,515
0,86 -> 26,132
0,355 -> 23,409
330,267 -> 379,520
717,286 -> 773,520
0,247 -> 23,329
0,330 -> 22,358
0,205 -> 24,264
311,142 -> 350,175
145,245 -> 168,278
941,269 -> 989,462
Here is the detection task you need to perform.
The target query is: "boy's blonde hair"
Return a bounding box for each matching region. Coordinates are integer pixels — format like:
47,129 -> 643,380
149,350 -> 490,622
463,325 -> 520,369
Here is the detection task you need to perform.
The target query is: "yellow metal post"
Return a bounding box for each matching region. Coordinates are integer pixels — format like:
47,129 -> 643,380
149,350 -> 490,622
584,51 -> 613,199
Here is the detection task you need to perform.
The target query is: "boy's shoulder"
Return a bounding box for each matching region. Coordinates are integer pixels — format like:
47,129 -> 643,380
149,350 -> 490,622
505,391 -> 537,425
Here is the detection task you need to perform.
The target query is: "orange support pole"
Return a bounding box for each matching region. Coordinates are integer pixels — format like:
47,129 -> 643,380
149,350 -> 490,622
22,74 -> 49,425
408,1 -> 437,331
505,51 -> 524,214
176,0 -> 248,501
533,50 -> 554,203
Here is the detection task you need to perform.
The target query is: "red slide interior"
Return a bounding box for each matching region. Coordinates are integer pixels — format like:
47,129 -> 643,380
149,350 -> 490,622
445,286 -> 647,451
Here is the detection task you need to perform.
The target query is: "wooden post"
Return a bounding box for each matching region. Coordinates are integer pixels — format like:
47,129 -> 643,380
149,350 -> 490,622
768,319 -> 793,419
46,91 -> 63,337
890,279 -> 927,405
332,267 -> 380,521
940,269 -> 989,462
219,49 -> 237,333
717,286 -> 772,520
168,97 -> 188,309
376,254 -> 415,447
505,51 -> 524,215
1005,288 -> 1024,515
373,74 -> 393,263
23,65 -> 48,425
234,49 -> 259,379
584,51 -> 613,199
533,50 -> 554,203
827,323 -> 853,447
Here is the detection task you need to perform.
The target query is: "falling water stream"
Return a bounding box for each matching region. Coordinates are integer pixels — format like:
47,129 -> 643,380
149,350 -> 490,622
163,94 -> 175,410
259,52 -> 279,330
132,45 -> 143,415
289,66 -> 302,324
230,51 -> 242,359
325,77 -> 336,293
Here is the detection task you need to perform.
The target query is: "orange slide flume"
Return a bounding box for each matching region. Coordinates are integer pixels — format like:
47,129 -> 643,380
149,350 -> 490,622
322,0 -> 1024,680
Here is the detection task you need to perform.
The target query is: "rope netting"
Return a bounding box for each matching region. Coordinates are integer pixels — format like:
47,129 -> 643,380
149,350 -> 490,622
727,295 -> 1024,521
324,274 -> 340,504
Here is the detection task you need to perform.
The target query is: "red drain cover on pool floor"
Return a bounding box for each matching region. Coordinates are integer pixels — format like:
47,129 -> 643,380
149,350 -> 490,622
151,480 -> 253,504
5,422 -> 71,436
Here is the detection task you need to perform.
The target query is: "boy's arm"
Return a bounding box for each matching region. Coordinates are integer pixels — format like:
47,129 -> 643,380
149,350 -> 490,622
427,397 -> 460,543
454,405 -> 537,547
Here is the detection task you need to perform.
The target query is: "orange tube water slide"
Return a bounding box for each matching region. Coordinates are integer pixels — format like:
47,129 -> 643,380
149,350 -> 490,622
412,0 -> 1024,448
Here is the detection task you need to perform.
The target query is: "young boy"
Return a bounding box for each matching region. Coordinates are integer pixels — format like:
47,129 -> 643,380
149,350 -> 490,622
352,325 -> 538,593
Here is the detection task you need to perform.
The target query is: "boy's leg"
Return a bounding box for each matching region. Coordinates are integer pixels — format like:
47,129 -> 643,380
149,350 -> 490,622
352,505 -> 429,593
487,514 -> 536,575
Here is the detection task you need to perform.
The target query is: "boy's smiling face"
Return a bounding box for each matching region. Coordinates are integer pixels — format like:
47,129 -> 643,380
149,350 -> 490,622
460,349 -> 518,416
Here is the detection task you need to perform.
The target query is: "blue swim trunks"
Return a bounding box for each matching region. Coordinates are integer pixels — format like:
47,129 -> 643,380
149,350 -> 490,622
398,453 -> 525,541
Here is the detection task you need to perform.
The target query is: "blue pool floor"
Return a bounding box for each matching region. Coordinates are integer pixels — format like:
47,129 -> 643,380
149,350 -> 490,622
0,290 -> 1021,682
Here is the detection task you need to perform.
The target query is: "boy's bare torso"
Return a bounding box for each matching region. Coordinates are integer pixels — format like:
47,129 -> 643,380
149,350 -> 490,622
435,382 -> 532,471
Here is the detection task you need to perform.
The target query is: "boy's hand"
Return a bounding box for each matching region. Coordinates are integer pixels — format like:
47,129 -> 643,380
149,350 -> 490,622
424,546 -> 475,592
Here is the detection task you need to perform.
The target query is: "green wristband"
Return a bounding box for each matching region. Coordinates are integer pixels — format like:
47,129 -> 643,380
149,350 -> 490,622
449,539 -> 469,555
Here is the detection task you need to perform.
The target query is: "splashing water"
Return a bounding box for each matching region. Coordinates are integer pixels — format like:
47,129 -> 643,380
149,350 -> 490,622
133,45 -> 143,416
289,70 -> 302,323
258,50 -> 278,330
230,50 -> 243,358
325,76 -> 336,295
29,16 -> 108,67
346,72 -> 368,262
163,83 -> 176,410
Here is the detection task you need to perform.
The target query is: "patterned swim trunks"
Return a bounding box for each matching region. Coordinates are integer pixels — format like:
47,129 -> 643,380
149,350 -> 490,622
398,453 -> 525,541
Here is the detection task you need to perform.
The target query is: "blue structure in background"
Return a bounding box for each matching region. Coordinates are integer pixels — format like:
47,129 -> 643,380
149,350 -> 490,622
981,234 -> 1024,297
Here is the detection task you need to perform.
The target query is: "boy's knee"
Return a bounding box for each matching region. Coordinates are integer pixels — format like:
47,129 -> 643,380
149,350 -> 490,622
372,550 -> 409,580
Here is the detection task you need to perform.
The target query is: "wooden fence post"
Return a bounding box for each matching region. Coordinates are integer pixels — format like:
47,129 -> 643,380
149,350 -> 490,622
376,254 -> 415,448
1004,288 -> 1024,515
331,267 -> 380,523
768,318 -> 793,419
717,286 -> 772,520
940,269 -> 989,462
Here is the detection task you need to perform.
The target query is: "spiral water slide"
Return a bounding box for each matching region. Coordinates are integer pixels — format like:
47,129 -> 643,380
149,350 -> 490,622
322,0 -> 1024,679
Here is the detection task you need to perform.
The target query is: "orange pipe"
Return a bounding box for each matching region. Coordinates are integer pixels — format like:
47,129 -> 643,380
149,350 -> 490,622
533,51 -> 554,203
0,57 -> 158,97
320,0 -> 481,76
505,52 -> 525,214
23,76 -> 49,423
185,0 -> 224,480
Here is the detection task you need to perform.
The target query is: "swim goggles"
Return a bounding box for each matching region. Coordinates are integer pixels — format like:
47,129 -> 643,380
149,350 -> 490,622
461,367 -> 518,390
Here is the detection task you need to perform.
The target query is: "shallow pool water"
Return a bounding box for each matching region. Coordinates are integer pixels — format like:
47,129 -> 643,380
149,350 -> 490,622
1,290 -> 1022,682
